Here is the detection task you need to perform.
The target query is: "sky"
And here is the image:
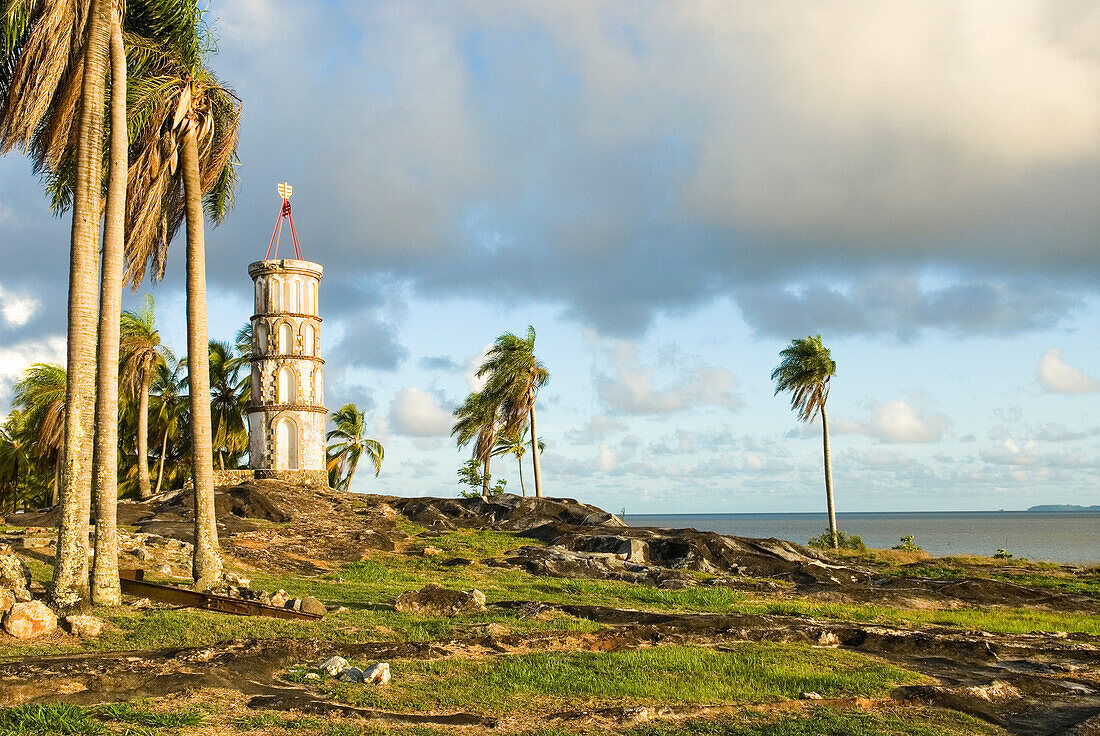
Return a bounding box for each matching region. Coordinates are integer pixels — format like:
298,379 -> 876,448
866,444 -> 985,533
1,0 -> 1099,514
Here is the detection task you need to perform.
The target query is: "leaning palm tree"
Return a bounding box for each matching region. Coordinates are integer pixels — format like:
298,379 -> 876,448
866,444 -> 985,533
120,294 -> 174,499
325,404 -> 383,492
0,411 -> 40,511
772,334 -> 838,548
452,391 -> 500,500
1,0 -> 112,608
477,326 -> 549,498
122,12 -> 240,588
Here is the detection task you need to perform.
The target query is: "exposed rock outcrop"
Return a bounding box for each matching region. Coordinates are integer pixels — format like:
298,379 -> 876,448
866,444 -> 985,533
2,600 -> 56,639
387,494 -> 625,531
394,584 -> 487,616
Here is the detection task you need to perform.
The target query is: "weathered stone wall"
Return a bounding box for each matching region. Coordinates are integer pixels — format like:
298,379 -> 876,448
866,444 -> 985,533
210,468 -> 329,487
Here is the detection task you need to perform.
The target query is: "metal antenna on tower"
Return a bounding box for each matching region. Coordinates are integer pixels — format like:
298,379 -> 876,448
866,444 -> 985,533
266,181 -> 303,259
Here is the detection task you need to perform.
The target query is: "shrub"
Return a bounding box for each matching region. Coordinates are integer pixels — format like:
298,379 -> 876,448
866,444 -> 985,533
994,548 -> 1014,559
892,535 -> 922,552
807,530 -> 866,551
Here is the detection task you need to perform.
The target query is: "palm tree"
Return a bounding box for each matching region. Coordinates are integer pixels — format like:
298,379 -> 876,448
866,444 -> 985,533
452,391 -> 499,500
492,423 -> 546,498
120,294 -> 173,499
208,340 -> 247,470
0,411 -> 37,511
2,0 -> 113,608
477,326 -> 549,498
326,404 -> 383,492
11,363 -> 67,505
122,12 -> 240,588
772,334 -> 838,548
148,357 -> 186,496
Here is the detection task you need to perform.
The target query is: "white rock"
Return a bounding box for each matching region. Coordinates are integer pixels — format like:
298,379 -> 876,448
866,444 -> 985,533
364,662 -> 391,685
319,655 -> 349,676
64,614 -> 104,639
470,589 -> 487,606
800,692 -> 823,700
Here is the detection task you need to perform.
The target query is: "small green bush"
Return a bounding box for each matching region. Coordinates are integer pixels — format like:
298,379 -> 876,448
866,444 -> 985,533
993,549 -> 1014,559
892,535 -> 923,552
808,530 -> 866,551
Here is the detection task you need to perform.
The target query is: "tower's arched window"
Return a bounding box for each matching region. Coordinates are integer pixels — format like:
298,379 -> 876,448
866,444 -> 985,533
270,277 -> 282,311
310,281 -> 318,315
255,277 -> 265,313
313,370 -> 323,405
303,323 -> 315,356
276,417 -> 298,469
294,279 -> 302,313
250,366 -> 260,401
277,366 -> 296,403
256,322 -> 269,355
278,323 -> 292,354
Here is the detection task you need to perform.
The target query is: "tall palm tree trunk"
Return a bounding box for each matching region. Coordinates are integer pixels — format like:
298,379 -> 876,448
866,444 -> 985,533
52,0 -> 110,610
528,406 -> 543,499
821,406 -> 837,549
481,457 -> 490,499
91,7 -> 126,606
153,427 -> 169,496
136,370 -> 152,499
517,455 -> 526,497
182,123 -> 222,588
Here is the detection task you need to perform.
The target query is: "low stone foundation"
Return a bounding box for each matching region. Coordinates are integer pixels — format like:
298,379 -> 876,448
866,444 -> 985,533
210,469 -> 329,487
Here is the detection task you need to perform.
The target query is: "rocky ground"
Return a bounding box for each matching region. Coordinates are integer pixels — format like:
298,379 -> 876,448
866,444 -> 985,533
1,482 -> 1098,736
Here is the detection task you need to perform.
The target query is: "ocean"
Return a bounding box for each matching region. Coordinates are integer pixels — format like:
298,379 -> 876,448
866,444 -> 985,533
625,511 -> 1100,565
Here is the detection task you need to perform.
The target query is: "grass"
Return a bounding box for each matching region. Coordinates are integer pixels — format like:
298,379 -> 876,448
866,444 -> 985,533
623,707 -> 1001,735
0,703 -> 104,735
306,643 -> 927,714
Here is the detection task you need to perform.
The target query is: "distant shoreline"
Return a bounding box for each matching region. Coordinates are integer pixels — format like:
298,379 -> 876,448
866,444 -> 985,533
626,509 -> 1100,516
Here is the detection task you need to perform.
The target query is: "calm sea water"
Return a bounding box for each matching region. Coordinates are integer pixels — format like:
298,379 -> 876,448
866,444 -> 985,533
626,512 -> 1100,565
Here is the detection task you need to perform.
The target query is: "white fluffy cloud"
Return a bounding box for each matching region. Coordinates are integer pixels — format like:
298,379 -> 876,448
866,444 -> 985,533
0,285 -> 39,328
981,438 -> 1043,465
835,399 -> 949,443
593,338 -> 741,415
388,388 -> 454,437
1037,348 -> 1099,394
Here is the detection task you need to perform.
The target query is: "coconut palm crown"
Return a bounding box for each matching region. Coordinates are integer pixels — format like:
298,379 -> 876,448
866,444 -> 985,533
326,404 -> 384,492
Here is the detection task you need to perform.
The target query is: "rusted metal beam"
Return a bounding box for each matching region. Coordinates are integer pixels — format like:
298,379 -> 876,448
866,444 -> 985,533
119,569 -> 322,621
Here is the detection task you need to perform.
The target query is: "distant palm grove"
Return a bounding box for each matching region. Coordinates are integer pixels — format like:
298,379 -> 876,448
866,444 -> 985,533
0,300 -> 375,531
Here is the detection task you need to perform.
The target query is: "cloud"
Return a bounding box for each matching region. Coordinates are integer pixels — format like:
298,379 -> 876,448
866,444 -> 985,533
593,339 -> 741,415
418,355 -> 462,372
981,438 -> 1042,465
388,388 -> 454,437
836,399 -> 949,443
566,414 -> 627,445
1037,348 -> 1099,393
1033,422 -> 1098,442
0,285 -> 39,328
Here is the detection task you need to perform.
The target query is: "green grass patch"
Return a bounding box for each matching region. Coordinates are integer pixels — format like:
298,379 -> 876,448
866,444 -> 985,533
94,702 -> 203,729
315,644 -> 926,714
407,529 -> 525,558
0,703 -> 104,735
626,707 -> 1000,735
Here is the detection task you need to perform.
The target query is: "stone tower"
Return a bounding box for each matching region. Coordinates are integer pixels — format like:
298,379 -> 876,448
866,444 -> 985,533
247,258 -> 326,483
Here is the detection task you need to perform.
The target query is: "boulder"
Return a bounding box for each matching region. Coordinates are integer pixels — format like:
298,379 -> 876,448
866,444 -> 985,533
337,666 -> 364,683
269,589 -> 291,607
3,600 -> 57,639
422,545 -> 443,557
0,588 -> 15,614
0,544 -> 33,602
394,584 -> 487,616
64,614 -> 104,639
364,662 -> 391,685
299,595 -> 327,617
319,656 -> 349,676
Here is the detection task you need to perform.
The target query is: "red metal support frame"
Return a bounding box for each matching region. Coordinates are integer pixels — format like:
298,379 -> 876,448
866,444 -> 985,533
266,196 -> 303,260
